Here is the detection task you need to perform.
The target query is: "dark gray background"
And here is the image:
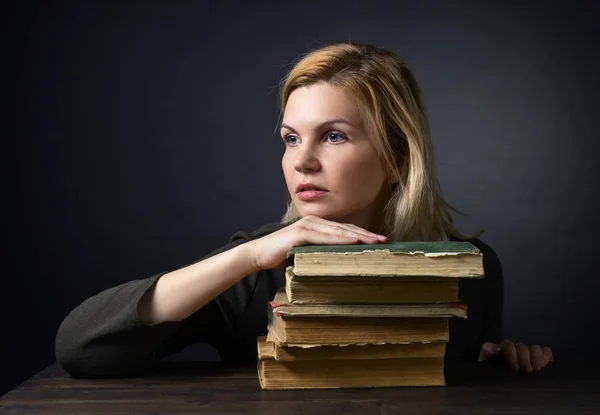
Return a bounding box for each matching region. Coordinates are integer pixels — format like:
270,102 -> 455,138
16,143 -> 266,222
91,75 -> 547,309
5,0 -> 599,396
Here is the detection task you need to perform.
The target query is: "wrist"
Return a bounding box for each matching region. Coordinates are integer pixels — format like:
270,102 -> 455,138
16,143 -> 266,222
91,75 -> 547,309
240,240 -> 262,274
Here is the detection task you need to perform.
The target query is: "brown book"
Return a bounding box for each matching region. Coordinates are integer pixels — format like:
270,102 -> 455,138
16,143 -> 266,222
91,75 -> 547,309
285,267 -> 459,304
287,241 -> 484,277
270,288 -> 467,318
268,312 -> 449,345
257,338 -> 445,389
267,289 -> 458,345
257,335 -> 446,361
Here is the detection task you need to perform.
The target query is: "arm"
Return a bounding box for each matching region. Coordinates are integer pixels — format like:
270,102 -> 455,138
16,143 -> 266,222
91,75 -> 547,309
476,241 -> 553,371
55,226 -> 275,378
56,217 -> 382,378
138,242 -> 258,325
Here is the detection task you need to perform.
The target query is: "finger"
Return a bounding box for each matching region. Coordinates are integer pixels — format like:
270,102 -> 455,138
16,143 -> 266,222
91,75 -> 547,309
341,223 -> 387,241
322,221 -> 384,243
530,344 -> 545,371
478,342 -> 502,361
304,216 -> 386,242
300,215 -> 377,237
333,225 -> 382,243
300,217 -> 381,243
294,218 -> 359,244
543,347 -> 553,363
329,228 -> 381,244
516,343 -> 533,373
501,341 -> 519,372
307,229 -> 361,245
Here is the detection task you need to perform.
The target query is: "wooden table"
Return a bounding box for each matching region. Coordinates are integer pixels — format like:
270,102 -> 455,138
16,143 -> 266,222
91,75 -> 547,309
1,360 -> 598,414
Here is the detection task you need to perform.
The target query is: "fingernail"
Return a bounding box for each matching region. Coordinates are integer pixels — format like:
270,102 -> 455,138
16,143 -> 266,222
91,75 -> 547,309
485,343 -> 502,355
377,234 -> 387,240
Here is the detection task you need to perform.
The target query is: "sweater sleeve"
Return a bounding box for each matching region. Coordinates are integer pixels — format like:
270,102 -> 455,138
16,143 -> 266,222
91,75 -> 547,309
55,223 -> 283,378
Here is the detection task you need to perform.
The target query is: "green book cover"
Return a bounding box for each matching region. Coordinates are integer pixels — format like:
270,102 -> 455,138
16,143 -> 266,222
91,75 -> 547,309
287,241 -> 481,258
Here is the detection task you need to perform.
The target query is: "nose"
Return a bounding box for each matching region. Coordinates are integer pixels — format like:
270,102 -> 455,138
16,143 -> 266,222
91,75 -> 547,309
293,143 -> 321,172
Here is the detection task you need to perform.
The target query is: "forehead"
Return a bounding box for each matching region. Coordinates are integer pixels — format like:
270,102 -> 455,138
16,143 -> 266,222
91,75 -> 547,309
283,83 -> 365,128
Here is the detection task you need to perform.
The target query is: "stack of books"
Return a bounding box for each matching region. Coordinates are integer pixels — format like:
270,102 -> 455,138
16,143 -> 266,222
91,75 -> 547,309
257,241 -> 484,390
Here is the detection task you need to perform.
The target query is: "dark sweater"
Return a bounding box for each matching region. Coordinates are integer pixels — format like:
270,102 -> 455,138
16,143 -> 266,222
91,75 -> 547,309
55,222 -> 504,378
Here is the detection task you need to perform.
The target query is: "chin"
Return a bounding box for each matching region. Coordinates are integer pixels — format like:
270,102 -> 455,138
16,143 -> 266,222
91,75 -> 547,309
296,206 -> 350,222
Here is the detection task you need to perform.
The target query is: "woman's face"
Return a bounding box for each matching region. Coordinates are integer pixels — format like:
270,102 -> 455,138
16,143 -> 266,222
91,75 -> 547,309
281,82 -> 391,231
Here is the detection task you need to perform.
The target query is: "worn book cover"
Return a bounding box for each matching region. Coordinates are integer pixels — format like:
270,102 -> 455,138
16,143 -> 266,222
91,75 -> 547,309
287,241 -> 484,277
257,335 -> 446,361
270,288 -> 467,318
285,267 -> 460,304
257,337 -> 445,389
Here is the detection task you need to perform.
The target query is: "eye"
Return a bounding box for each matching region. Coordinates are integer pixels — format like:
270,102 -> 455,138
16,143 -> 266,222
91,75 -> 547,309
283,135 -> 299,145
326,132 -> 346,144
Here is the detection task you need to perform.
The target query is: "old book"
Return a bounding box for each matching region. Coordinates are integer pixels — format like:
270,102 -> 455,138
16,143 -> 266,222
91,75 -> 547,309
271,288 -> 467,318
257,335 -> 446,361
257,338 -> 445,389
267,288 -> 459,345
285,267 -> 459,304
268,312 -> 449,345
287,241 -> 484,277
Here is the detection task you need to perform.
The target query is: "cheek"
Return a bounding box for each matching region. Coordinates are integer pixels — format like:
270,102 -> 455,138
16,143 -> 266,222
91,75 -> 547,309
330,161 -> 385,210
334,154 -> 385,191
281,155 -> 294,190
342,173 -> 382,204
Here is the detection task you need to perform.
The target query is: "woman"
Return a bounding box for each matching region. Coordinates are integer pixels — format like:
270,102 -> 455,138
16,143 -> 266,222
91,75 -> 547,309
55,43 -> 552,378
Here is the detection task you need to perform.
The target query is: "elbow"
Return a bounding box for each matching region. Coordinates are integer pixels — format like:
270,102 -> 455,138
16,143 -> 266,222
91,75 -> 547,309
54,318 -> 142,378
55,347 -> 91,378
54,318 -> 102,378
55,318 -> 92,378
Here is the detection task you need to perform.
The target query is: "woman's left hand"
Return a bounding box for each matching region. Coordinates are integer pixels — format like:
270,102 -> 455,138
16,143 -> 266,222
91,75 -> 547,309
478,339 -> 553,372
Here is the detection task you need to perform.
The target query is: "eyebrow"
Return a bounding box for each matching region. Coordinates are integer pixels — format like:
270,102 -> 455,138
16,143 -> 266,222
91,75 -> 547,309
280,118 -> 355,134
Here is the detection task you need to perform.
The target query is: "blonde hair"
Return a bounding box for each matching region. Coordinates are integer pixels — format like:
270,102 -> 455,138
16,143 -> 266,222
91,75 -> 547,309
278,43 -> 483,242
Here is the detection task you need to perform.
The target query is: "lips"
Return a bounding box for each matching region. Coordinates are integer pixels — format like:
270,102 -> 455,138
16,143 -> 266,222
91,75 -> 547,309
296,183 -> 327,193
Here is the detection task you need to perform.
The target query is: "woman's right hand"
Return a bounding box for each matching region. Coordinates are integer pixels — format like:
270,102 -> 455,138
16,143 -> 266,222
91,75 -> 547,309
246,215 -> 388,271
